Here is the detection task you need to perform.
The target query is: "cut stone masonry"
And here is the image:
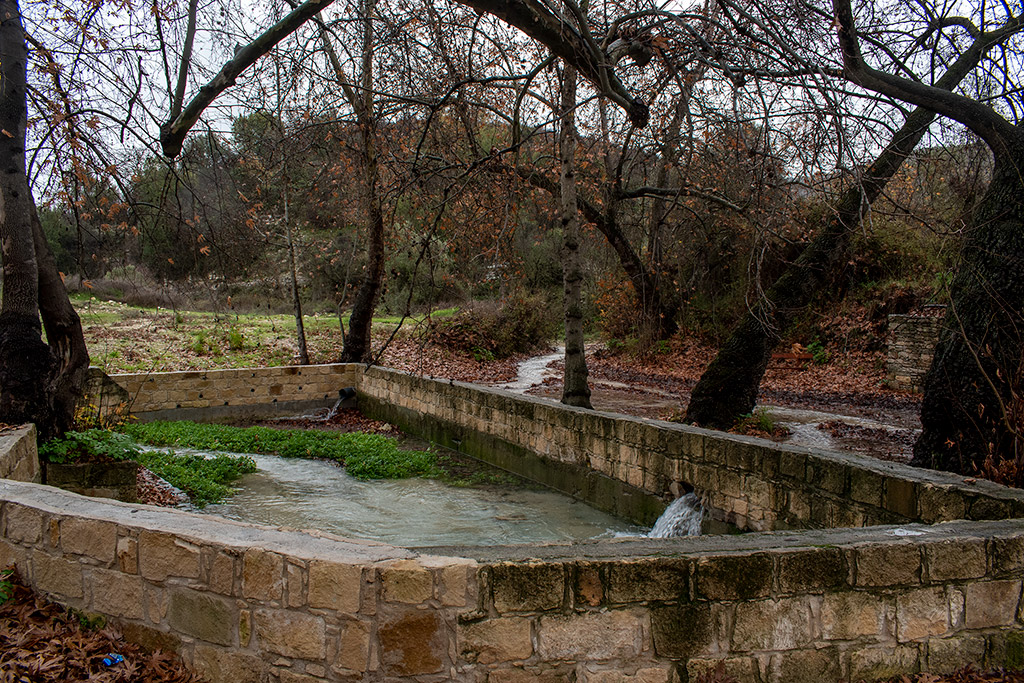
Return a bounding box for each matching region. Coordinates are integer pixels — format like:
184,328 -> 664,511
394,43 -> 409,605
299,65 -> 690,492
0,362 -> 1019,682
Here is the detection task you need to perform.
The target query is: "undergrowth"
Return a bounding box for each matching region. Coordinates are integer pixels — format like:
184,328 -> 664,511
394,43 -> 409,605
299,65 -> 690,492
39,429 -> 256,507
121,421 -> 439,480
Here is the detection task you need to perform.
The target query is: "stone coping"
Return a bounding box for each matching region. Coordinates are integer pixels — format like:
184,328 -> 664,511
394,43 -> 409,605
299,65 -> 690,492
5,477 -> 1020,567
0,479 -> 414,566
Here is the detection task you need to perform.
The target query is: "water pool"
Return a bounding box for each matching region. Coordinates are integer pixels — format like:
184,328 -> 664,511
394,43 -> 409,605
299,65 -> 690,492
201,452 -> 642,547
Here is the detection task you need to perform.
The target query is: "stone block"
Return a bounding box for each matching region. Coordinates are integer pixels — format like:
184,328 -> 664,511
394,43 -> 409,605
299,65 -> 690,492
60,518 -> 117,564
168,588 -> 236,646
492,562 -> 564,613
855,544 -> 920,586
773,648 -> 839,683
254,608 -> 326,660
308,561 -> 361,612
927,635 -> 986,674
381,559 -> 433,604
118,621 -> 182,654
848,468 -> 884,507
822,591 -> 890,640
33,550 -> 83,599
806,457 -> 847,495
488,667 -> 575,682
926,539 -> 987,582
116,536 -> 137,575
336,619 -> 370,672
650,604 -> 715,659
575,564 -> 604,607
193,645 -> 264,683
685,658 -> 759,683
90,568 -> 144,619
378,609 -> 444,676
278,670 -> 325,683
208,550 -> 235,595
917,485 -> 967,523
777,547 -> 846,594
537,611 -> 644,661
884,477 -> 917,519
287,562 -> 305,607
992,536 -> 1024,575
242,548 -> 284,601
607,559 -> 689,603
5,505 -> 42,544
439,563 -> 470,607
696,553 -> 772,600
848,646 -> 919,681
896,587 -> 949,642
732,598 -> 813,651
139,531 -> 199,581
965,580 -> 1022,628
460,617 -> 533,664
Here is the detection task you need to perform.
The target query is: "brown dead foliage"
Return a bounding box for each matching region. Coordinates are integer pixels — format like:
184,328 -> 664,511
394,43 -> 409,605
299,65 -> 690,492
0,569 -> 203,683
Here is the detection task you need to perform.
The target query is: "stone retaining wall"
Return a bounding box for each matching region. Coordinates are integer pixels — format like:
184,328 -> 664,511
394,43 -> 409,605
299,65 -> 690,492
98,364 -> 361,423
888,314 -> 944,392
0,425 -> 40,484
356,367 -> 1024,531
5,363 -> 1024,680
1,480 -> 1021,683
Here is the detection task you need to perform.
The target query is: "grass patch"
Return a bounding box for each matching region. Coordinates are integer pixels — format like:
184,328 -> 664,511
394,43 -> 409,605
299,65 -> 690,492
121,421 -> 439,480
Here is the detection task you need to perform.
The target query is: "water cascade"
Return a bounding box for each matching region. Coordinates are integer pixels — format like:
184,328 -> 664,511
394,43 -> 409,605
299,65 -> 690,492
648,492 -> 704,537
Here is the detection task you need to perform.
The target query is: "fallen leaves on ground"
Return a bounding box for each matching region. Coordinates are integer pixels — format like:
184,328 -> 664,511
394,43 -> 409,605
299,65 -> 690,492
0,569 -> 202,682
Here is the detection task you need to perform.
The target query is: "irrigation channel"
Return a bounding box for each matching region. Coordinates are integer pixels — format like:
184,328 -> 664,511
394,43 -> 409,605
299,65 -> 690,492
190,449 -> 706,546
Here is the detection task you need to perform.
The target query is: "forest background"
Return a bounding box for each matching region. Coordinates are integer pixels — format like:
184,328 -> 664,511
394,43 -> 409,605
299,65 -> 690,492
1,0 -> 1021,482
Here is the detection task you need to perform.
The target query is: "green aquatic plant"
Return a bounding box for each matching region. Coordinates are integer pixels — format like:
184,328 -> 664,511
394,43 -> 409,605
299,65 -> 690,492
121,421 -> 438,480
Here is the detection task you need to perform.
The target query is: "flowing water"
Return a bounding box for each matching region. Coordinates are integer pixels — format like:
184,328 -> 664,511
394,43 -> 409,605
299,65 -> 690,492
201,452 -> 642,547
648,492 -> 704,537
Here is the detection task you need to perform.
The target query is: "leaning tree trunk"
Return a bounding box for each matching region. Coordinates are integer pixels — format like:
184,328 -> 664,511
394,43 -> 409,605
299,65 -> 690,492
912,136 -> 1024,474
558,65 -> 593,409
684,104 -> 941,429
0,3 -> 88,438
33,209 -> 90,435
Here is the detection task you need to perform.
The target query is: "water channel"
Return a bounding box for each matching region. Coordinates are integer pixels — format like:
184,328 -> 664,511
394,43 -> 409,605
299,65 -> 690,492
201,452 -> 645,547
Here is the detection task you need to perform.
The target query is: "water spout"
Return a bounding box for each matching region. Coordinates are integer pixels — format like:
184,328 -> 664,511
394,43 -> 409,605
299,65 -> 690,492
649,492 -> 703,538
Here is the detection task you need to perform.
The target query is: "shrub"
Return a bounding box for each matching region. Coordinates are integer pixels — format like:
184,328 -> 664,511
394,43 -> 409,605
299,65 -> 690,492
422,294 -> 556,358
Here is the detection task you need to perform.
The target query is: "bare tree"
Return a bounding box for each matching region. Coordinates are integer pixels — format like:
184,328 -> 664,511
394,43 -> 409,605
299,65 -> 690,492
831,0 -> 1024,475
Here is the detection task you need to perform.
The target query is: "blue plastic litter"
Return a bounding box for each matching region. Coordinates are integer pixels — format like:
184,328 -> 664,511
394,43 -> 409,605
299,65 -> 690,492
102,653 -> 125,666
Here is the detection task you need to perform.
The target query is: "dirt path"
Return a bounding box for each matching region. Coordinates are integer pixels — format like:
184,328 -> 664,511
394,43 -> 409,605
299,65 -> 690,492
488,343 -> 922,463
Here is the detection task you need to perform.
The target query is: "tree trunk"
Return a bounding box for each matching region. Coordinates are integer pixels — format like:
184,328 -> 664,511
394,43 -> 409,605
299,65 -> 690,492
339,0 -> 384,364
0,2 -> 88,438
558,66 -> 592,409
912,137 -> 1024,473
33,209 -> 90,434
684,104 -> 940,428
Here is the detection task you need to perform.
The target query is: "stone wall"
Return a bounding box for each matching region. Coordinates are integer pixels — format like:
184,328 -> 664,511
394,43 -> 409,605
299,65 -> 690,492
888,313 -> 944,392
1,479 -> 1022,683
0,425 -> 40,484
100,364 -> 361,423
356,367 -> 1024,531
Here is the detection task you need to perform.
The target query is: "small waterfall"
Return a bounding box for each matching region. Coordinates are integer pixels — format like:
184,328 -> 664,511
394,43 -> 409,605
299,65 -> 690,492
649,492 -> 703,538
